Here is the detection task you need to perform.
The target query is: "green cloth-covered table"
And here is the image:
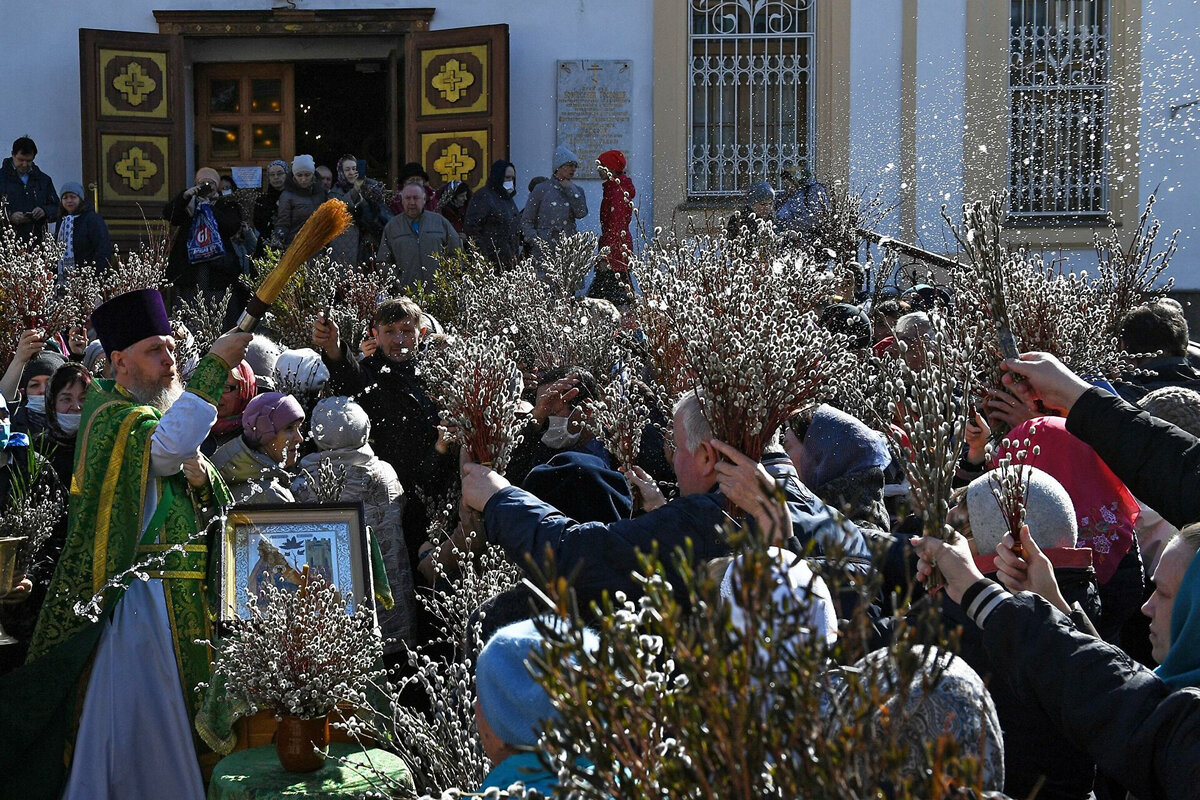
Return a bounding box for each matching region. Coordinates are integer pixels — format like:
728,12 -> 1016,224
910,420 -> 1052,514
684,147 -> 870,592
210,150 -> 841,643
208,743 -> 413,799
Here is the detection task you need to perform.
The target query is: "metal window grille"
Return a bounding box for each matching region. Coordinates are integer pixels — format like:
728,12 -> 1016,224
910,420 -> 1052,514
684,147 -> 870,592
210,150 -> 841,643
688,0 -> 816,197
1009,0 -> 1110,217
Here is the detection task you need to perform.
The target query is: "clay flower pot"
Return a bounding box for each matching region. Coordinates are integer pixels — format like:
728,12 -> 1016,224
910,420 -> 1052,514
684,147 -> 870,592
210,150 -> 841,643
275,714 -> 330,772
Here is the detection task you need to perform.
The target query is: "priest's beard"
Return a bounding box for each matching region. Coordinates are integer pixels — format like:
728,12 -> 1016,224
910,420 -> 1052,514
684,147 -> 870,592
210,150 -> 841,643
127,371 -> 184,412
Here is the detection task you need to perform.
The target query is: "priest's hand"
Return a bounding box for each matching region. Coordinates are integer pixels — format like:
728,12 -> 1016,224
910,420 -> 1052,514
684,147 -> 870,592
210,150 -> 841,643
182,456 -> 208,488
210,330 -> 253,368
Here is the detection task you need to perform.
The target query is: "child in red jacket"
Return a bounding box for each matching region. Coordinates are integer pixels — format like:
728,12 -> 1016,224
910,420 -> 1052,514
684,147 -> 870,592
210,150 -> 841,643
593,150 -> 636,304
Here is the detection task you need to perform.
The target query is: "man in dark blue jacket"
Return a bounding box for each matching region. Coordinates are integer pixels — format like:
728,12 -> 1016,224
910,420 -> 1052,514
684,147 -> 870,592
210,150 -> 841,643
0,137 -> 58,242
460,389 -> 874,610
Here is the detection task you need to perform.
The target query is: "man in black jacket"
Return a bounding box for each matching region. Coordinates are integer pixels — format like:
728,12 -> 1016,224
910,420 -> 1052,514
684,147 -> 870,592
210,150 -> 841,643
0,136 -> 58,242
312,297 -> 451,564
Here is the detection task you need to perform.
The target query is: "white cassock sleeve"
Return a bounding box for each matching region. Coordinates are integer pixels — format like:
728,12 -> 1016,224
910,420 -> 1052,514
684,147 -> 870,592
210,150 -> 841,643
150,390 -> 217,477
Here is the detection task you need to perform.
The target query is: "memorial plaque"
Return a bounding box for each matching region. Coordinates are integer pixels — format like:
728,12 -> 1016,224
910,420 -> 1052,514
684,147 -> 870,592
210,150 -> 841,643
556,60 -> 633,180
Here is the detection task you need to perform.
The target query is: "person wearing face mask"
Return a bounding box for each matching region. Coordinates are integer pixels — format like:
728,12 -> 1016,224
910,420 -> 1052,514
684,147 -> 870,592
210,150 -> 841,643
465,159 -> 520,270
212,391 -> 304,506
432,179 -> 472,234
39,363 -> 92,485
11,348 -> 66,440
252,160 -> 288,257
163,166 -> 245,301
329,154 -> 389,267
272,154 -> 328,248
219,175 -> 237,196
505,366 -> 610,488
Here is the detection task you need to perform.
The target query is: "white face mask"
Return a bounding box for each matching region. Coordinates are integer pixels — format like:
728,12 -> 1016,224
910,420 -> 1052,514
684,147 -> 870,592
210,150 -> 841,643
502,180 -> 515,195
541,414 -> 582,449
56,412 -> 81,434
24,394 -> 45,413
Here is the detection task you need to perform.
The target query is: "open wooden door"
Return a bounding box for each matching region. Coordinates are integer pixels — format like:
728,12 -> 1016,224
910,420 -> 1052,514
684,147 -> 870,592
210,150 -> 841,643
80,28 -> 186,247
405,25 -> 509,193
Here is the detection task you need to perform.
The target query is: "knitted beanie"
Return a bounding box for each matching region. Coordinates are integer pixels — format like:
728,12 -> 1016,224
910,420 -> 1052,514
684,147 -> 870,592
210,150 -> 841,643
1139,385 -> 1200,439
244,334 -> 284,387
310,396 -> 370,451
60,181 -> 86,201
20,349 -> 66,389
552,145 -> 579,172
241,392 -> 305,446
291,154 -> 315,174
476,618 -> 598,748
965,466 -> 1078,556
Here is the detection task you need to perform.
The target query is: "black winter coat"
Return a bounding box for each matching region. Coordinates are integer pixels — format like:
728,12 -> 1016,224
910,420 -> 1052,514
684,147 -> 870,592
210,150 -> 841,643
0,159 -> 57,241
163,189 -> 244,291
974,585 -> 1200,800
464,184 -> 520,268
322,343 -> 454,562
1066,387 -> 1200,529
54,204 -> 112,272
939,565 -> 1101,799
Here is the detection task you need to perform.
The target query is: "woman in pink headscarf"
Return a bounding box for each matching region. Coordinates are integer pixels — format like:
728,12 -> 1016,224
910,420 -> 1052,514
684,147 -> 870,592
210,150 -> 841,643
202,360 -> 257,457
996,416 -> 1144,646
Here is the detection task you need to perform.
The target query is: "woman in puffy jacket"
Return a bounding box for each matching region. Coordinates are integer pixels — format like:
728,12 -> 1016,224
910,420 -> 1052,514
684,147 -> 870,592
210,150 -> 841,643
464,160 -> 519,270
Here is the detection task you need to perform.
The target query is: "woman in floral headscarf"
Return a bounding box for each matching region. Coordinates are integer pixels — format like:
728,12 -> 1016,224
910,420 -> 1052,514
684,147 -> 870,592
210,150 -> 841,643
201,360 -> 257,457
996,416 -> 1143,645
329,154 -> 389,267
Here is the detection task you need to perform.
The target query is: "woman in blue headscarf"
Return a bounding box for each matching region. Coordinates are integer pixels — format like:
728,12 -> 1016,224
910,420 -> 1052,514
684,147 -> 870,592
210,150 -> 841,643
782,404 -> 892,531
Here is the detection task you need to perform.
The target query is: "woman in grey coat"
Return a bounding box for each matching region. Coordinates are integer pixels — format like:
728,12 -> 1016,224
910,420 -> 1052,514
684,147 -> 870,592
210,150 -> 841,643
292,396 -> 416,650
272,154 -> 329,247
521,145 -> 588,257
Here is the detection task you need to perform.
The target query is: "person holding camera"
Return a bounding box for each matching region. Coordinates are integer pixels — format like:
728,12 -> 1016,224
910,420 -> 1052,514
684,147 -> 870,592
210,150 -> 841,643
162,166 -> 244,306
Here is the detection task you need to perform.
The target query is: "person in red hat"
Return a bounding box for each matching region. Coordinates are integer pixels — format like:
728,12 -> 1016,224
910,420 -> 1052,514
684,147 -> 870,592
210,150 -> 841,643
4,289 -> 251,800
592,149 -> 636,305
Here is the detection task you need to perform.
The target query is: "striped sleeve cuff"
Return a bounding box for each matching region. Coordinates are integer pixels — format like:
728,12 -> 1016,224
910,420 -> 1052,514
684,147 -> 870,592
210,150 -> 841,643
961,579 -> 1010,629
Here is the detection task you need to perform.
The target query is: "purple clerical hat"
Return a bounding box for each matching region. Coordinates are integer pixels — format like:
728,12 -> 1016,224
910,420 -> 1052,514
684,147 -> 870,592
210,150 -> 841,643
91,289 -> 173,356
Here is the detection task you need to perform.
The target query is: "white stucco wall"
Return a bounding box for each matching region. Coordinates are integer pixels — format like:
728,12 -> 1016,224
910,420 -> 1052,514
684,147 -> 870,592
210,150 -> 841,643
914,0 -> 965,250
1139,0 -> 1200,289
0,0 -> 655,235
848,0 -> 904,241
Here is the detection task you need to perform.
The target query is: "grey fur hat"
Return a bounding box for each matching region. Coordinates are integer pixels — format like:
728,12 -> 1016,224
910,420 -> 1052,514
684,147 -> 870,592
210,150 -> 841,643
310,396 -> 370,451
965,466 -> 1077,556
1139,385 -> 1200,438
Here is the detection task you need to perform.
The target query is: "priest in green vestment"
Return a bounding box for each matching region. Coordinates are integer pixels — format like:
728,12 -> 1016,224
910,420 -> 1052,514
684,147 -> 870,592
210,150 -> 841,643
0,289 -> 253,800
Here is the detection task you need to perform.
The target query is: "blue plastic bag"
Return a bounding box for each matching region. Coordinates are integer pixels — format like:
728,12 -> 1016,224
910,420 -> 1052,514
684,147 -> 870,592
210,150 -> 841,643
186,202 -> 226,264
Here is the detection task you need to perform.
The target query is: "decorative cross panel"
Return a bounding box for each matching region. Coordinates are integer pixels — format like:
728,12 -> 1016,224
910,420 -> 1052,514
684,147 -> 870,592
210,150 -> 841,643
101,134 -> 170,203
420,44 -> 489,116
99,49 -> 168,119
431,58 -> 476,103
421,130 -> 488,190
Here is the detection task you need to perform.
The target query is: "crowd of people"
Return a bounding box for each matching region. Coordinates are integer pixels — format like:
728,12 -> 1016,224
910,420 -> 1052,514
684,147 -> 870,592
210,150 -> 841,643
2,128 -> 1200,799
